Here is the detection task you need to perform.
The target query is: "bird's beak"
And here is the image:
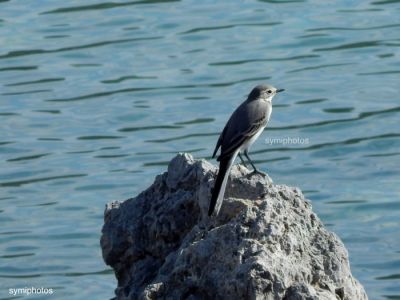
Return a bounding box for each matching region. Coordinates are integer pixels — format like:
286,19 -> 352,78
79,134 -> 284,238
276,88 -> 285,93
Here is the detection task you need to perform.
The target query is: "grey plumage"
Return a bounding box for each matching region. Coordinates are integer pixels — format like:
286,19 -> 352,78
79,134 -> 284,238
209,84 -> 284,216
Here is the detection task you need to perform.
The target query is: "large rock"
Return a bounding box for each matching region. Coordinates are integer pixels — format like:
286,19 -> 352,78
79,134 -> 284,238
101,153 -> 367,300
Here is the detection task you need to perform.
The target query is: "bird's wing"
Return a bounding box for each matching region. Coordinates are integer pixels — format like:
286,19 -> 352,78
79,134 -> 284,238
217,116 -> 267,162
212,123 -> 228,158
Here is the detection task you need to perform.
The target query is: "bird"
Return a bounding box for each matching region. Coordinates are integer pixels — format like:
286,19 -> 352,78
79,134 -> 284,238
208,84 -> 284,216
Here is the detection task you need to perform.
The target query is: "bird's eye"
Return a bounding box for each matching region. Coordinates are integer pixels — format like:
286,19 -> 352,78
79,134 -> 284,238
267,90 -> 272,94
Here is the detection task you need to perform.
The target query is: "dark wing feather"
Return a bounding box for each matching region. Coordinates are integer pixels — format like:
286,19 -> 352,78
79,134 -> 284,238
217,117 -> 267,161
212,123 -> 228,158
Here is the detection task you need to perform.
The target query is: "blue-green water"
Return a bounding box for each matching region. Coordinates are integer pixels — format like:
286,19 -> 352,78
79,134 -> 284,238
1,0 -> 399,299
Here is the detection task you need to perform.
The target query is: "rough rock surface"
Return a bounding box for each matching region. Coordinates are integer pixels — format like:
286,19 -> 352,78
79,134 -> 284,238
101,153 -> 367,300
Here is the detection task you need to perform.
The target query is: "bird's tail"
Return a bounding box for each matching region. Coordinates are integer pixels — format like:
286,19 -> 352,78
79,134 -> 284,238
208,152 -> 237,216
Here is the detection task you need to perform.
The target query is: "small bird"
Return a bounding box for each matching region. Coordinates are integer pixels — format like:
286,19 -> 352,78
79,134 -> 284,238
209,84 -> 284,216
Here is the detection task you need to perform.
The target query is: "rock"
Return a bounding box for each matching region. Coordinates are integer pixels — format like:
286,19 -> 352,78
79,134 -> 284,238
100,153 -> 367,300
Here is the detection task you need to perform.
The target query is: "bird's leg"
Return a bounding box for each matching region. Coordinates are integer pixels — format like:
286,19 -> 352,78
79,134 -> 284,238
244,150 -> 266,176
238,153 -> 248,168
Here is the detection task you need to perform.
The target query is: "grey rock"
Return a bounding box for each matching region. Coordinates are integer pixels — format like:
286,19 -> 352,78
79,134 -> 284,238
101,153 -> 367,300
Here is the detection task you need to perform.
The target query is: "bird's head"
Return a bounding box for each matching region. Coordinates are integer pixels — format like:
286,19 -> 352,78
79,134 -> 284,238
247,84 -> 284,102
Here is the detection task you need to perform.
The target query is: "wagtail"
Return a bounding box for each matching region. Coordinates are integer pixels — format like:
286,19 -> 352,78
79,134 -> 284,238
209,84 -> 284,216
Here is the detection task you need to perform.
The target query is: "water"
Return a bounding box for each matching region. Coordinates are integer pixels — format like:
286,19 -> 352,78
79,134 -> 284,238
1,0 -> 399,299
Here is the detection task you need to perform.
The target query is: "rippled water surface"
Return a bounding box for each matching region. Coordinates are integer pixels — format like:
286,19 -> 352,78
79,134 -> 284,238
1,0 -> 400,299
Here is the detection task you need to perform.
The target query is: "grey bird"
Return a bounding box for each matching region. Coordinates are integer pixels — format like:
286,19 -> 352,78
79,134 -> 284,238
209,84 -> 284,216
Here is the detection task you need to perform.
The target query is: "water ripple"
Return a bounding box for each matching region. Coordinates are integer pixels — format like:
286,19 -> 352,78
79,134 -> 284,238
358,70 -> 400,76
2,89 -> 52,95
307,23 -> 400,31
101,75 -> 157,84
94,154 -> 130,158
175,118 -> 214,125
288,63 -> 355,73
376,273 -> 400,280
33,110 -> 61,114
314,41 -> 382,51
119,125 -> 183,132
7,154 -> 51,162
337,8 -> 382,12
146,132 -> 216,143
40,0 -> 180,14
0,174 -> 87,188
5,78 -> 64,87
77,136 -> 124,140
44,34 -> 70,39
371,0 -> 400,4
296,98 -> 328,105
209,55 -> 319,66
0,66 -> 38,72
0,36 -> 162,60
180,22 -> 281,34
323,107 -> 354,113
364,152 -> 400,158
46,87 -> 156,102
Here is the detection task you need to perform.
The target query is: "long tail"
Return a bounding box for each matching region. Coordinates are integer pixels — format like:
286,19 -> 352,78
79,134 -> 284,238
208,153 -> 237,216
